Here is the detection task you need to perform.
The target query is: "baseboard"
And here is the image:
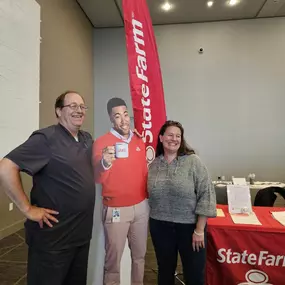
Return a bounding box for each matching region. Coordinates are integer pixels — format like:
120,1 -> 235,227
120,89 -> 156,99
0,219 -> 25,240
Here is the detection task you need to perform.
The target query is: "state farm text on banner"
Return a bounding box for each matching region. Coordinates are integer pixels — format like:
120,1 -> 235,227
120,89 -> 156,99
123,0 -> 167,164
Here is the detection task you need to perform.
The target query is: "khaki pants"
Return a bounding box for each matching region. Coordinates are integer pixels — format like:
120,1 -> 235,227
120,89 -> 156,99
102,199 -> 149,285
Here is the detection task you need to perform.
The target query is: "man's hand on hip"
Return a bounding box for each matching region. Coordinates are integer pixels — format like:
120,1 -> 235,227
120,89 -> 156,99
24,206 -> 59,228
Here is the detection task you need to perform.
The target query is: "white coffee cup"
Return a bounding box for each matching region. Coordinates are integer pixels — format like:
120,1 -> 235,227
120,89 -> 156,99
115,142 -> 129,158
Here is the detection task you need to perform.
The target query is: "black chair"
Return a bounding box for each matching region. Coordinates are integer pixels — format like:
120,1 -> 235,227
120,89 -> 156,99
254,187 -> 285,207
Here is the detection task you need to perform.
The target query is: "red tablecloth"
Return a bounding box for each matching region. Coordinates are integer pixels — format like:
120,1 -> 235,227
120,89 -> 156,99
206,205 -> 285,285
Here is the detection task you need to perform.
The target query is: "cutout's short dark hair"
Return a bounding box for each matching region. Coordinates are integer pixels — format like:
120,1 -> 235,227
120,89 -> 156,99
107,98 -> 127,115
54,90 -> 82,118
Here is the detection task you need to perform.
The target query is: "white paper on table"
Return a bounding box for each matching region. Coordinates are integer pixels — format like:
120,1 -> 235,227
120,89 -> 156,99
227,185 -> 252,214
230,212 -> 262,225
271,211 -> 285,226
232,177 -> 247,185
216,208 -> 225,217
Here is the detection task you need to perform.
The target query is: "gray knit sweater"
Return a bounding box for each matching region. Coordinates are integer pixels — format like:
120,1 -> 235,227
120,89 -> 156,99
147,154 -> 216,224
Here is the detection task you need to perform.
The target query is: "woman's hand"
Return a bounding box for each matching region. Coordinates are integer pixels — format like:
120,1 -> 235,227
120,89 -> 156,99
192,230 -> 205,252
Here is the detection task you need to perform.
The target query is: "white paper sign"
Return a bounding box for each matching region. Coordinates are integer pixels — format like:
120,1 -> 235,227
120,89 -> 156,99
227,185 -> 252,214
230,213 -> 261,225
232,177 -> 247,185
271,211 -> 285,226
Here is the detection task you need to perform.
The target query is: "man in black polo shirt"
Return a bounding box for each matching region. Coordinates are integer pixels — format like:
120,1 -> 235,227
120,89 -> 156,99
0,91 -> 95,285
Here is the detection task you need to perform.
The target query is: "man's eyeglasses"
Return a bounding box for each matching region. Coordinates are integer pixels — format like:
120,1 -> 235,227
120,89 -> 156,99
62,103 -> 88,111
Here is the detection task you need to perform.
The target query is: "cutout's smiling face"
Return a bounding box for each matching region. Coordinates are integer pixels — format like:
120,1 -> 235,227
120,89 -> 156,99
110,105 -> 130,137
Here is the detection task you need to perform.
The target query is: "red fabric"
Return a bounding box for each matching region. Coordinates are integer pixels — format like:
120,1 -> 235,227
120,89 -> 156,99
93,133 -> 147,207
122,0 -> 167,164
206,205 -> 285,285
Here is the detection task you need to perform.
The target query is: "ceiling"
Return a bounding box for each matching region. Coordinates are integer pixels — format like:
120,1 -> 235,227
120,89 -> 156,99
77,0 -> 285,28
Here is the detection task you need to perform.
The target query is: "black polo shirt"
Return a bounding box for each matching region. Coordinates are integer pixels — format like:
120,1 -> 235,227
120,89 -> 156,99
5,124 -> 95,250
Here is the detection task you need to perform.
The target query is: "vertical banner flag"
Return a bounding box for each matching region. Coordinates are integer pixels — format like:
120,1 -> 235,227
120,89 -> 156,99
122,0 -> 167,164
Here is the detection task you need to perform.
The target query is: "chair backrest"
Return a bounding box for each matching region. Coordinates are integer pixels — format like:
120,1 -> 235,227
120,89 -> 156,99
254,187 -> 285,207
273,187 -> 285,199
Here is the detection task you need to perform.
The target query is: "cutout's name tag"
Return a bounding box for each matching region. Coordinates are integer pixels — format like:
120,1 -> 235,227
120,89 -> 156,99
112,209 -> 120,223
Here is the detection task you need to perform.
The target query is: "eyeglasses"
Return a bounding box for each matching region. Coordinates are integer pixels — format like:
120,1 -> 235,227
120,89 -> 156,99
62,103 -> 88,111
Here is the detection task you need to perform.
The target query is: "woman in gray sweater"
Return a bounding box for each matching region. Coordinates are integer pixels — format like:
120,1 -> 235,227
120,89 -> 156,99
148,120 -> 216,285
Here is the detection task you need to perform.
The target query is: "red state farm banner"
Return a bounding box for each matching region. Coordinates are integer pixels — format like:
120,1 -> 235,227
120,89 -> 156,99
122,0 -> 167,164
206,228 -> 285,285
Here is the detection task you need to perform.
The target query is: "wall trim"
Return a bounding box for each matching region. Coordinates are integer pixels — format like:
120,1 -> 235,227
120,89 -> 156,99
0,219 -> 25,240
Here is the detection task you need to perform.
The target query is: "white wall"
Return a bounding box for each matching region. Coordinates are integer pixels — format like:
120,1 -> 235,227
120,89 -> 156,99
93,17 -> 285,182
0,0 -> 40,238
0,0 -> 40,158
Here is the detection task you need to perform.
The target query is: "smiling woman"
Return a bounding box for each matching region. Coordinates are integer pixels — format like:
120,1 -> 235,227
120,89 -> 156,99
147,120 -> 216,285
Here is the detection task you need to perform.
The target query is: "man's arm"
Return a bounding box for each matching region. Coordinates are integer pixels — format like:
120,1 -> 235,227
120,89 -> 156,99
0,159 -> 30,213
0,158 -> 59,228
0,132 -> 59,228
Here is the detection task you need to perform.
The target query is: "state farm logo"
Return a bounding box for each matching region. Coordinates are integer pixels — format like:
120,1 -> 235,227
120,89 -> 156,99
238,269 -> 272,285
146,146 -> 155,164
217,248 -> 285,267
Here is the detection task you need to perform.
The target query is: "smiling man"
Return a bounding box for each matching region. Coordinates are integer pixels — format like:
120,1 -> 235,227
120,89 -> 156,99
0,91 -> 95,285
93,97 -> 148,285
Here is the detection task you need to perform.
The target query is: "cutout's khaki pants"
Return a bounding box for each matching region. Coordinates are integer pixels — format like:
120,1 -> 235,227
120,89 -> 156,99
102,199 -> 149,285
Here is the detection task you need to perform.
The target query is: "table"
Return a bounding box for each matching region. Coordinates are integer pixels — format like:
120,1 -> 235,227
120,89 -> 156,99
213,181 -> 285,206
206,205 -> 285,285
